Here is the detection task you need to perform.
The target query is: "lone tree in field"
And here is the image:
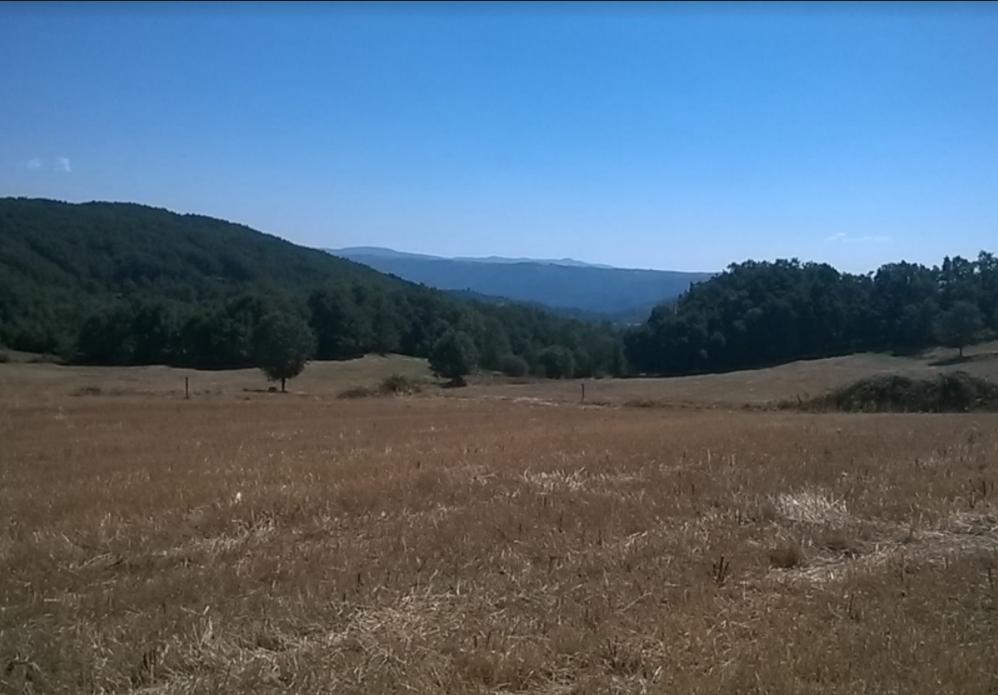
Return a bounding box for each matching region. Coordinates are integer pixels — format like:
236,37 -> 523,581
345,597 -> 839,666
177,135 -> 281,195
429,330 -> 478,386
254,312 -> 317,392
935,300 -> 984,358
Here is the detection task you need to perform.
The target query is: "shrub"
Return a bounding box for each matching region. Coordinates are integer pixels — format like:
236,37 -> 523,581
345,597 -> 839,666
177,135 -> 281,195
337,386 -> 375,399
623,399 -> 668,409
498,354 -> 529,377
379,374 -> 422,396
338,375 -> 422,399
27,353 -> 64,365
810,371 -> 998,413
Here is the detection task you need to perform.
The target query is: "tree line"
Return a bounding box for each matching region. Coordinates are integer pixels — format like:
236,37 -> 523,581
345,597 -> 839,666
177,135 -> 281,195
72,283 -> 628,380
625,253 -> 998,375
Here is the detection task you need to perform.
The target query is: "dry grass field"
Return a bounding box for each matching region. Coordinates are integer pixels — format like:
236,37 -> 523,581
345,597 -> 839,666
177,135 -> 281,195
3,342 -> 996,407
2,355 -> 998,693
462,342 -> 998,407
0,354 -> 433,404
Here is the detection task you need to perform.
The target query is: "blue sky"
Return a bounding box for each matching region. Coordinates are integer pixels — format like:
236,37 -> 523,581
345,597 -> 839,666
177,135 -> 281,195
2,2 -> 997,272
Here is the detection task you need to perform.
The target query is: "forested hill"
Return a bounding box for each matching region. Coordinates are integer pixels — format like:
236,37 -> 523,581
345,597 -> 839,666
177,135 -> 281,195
0,198 -> 625,376
625,256 -> 998,375
6,198 -> 996,381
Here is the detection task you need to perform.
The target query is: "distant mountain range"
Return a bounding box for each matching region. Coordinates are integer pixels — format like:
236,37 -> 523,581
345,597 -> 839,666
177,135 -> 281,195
328,246 -> 713,322
335,246 -> 617,269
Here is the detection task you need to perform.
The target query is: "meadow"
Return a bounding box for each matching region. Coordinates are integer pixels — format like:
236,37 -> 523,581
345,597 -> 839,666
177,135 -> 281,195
2,351 -> 997,693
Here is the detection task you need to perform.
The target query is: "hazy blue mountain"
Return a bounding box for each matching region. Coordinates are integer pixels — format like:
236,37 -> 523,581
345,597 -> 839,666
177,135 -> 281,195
328,247 -> 713,322
452,255 -> 615,269
332,246 -> 444,261
333,246 -> 614,268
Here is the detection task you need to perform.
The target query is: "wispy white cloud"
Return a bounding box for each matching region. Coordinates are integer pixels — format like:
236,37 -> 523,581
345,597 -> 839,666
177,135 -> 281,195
55,157 -> 72,173
825,232 -> 891,244
26,158 -> 42,170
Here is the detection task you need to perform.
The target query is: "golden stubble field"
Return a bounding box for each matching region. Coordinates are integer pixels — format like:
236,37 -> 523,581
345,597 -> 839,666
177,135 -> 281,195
2,363 -> 998,693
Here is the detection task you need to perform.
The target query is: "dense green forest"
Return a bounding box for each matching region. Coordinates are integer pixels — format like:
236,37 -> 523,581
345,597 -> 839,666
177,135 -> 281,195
0,198 -> 626,377
626,255 -> 998,375
3,198 -> 996,380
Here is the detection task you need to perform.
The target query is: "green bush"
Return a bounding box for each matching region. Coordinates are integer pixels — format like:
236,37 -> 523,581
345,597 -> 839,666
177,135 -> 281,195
337,386 -> 375,399
498,354 -> 529,377
379,374 -> 422,395
338,375 -> 422,399
807,371 -> 998,413
27,353 -> 64,365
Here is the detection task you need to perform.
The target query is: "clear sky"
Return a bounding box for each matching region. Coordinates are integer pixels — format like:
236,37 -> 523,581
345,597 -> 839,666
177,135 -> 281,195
2,2 -> 997,273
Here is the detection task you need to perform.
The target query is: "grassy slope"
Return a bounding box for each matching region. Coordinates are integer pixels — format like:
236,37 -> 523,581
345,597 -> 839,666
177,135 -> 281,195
461,341 -> 998,406
4,341 -> 998,406
0,353 -> 433,401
